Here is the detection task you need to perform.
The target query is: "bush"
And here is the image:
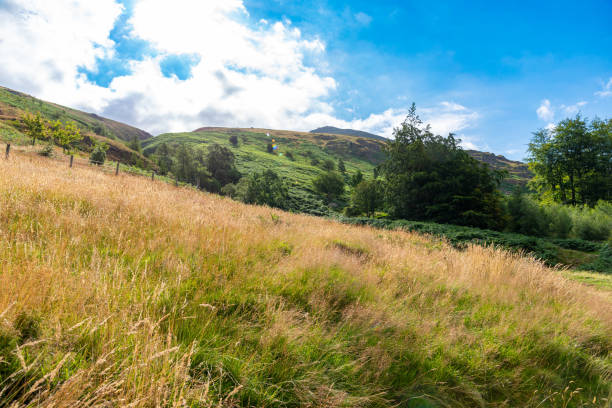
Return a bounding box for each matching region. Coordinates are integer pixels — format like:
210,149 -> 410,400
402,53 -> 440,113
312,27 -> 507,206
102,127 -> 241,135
229,134 -> 238,146
89,143 -> 108,165
312,171 -> 345,202
506,191 -> 549,236
238,170 -> 289,210
322,159 -> 335,171
572,207 -> 611,241
543,203 -> 572,238
38,142 -> 54,157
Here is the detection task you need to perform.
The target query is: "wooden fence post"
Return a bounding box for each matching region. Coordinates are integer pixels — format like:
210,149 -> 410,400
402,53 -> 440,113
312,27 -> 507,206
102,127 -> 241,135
151,171 -> 155,181
115,162 -> 120,176
69,155 -> 74,168
196,177 -> 200,189
175,176 -> 178,187
5,144 -> 10,159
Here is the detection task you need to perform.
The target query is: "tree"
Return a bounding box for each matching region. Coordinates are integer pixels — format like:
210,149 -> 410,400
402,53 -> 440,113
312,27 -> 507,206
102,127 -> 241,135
173,144 -> 194,182
312,171 -> 345,202
349,170 -> 364,187
172,144 -> 216,190
129,135 -> 142,153
22,112 -> 46,145
380,103 -> 505,229
206,144 -> 240,187
89,142 -> 108,165
51,120 -> 82,154
351,180 -> 383,217
229,134 -> 239,146
322,159 -> 335,171
527,115 -> 612,206
238,170 -> 289,209
337,158 -> 346,173
156,143 -> 173,175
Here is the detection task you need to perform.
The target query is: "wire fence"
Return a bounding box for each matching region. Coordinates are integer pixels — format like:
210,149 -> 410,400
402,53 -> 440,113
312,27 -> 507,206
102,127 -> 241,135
3,142 -> 181,186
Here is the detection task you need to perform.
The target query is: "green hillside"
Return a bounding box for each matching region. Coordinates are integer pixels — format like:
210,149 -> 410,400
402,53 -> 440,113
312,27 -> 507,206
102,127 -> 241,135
0,86 -> 154,167
144,127 -> 385,214
144,127 -> 532,212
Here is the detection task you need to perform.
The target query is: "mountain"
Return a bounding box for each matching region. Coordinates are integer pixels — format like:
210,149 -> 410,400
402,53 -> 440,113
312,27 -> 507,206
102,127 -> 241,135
1,152 -> 609,406
0,86 -> 154,167
311,125 -> 387,141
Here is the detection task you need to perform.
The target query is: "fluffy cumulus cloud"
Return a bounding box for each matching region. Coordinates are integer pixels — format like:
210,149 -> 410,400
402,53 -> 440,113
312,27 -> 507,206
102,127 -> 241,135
536,99 -> 554,122
0,0 -> 479,138
0,0 -> 123,101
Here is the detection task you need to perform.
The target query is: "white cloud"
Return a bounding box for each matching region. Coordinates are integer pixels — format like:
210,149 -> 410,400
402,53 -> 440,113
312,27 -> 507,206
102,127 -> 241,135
561,101 -> 587,115
595,78 -> 612,97
0,0 -> 123,99
0,0 -> 480,142
536,99 -> 554,122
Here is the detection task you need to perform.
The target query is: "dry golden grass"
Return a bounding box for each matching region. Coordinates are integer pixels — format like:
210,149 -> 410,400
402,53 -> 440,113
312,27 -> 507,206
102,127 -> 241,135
0,152 -> 610,407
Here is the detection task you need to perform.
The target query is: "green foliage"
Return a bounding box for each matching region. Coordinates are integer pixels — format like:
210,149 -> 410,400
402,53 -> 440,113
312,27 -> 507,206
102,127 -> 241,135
155,142 -> 173,175
322,159 -> 335,171
349,169 -> 364,187
89,142 -> 108,165
506,191 -> 612,241
237,170 -> 289,209
206,144 -> 240,187
129,135 -> 142,153
350,180 -> 383,217
21,111 -> 46,145
38,142 -> 54,157
51,120 -> 82,154
527,115 -> 612,206
337,158 -> 346,173
313,171 -> 345,202
380,104 -> 506,230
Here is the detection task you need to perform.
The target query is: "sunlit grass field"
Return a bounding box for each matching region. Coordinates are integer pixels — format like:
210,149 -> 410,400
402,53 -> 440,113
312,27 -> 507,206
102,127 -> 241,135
0,153 -> 610,407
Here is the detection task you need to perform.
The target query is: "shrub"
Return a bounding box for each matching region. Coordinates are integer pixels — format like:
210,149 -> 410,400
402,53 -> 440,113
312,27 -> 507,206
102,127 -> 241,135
89,143 -> 108,165
229,134 -> 238,146
312,171 -> 345,202
322,159 -> 335,171
572,207 -> 611,241
38,142 -> 54,157
543,203 -> 572,238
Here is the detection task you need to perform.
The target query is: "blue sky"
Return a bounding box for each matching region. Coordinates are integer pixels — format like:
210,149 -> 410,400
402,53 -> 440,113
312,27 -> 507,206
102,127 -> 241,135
1,0 -> 611,159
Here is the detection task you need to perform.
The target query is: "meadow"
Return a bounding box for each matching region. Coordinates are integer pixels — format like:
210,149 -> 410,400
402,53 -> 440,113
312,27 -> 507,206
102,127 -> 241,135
0,151 -> 610,407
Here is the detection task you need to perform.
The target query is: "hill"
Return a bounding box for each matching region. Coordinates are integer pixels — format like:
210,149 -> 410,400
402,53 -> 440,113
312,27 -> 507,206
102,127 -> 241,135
310,126 -> 388,141
146,127 -> 531,211
0,86 -> 154,167
144,127 -> 387,214
0,151 -> 610,407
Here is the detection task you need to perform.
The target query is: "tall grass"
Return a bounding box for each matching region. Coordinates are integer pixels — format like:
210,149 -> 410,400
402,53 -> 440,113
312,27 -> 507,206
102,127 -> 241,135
0,153 -> 610,407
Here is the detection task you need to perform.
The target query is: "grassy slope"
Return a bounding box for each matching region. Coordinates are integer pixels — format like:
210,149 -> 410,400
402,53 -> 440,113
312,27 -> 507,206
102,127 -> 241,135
0,86 -> 155,168
146,128 -> 531,199
337,217 -> 612,273
144,128 -> 384,214
0,153 -> 610,407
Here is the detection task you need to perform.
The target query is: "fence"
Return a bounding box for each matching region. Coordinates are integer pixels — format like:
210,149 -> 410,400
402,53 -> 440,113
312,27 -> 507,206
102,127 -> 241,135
2,142 -> 183,186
